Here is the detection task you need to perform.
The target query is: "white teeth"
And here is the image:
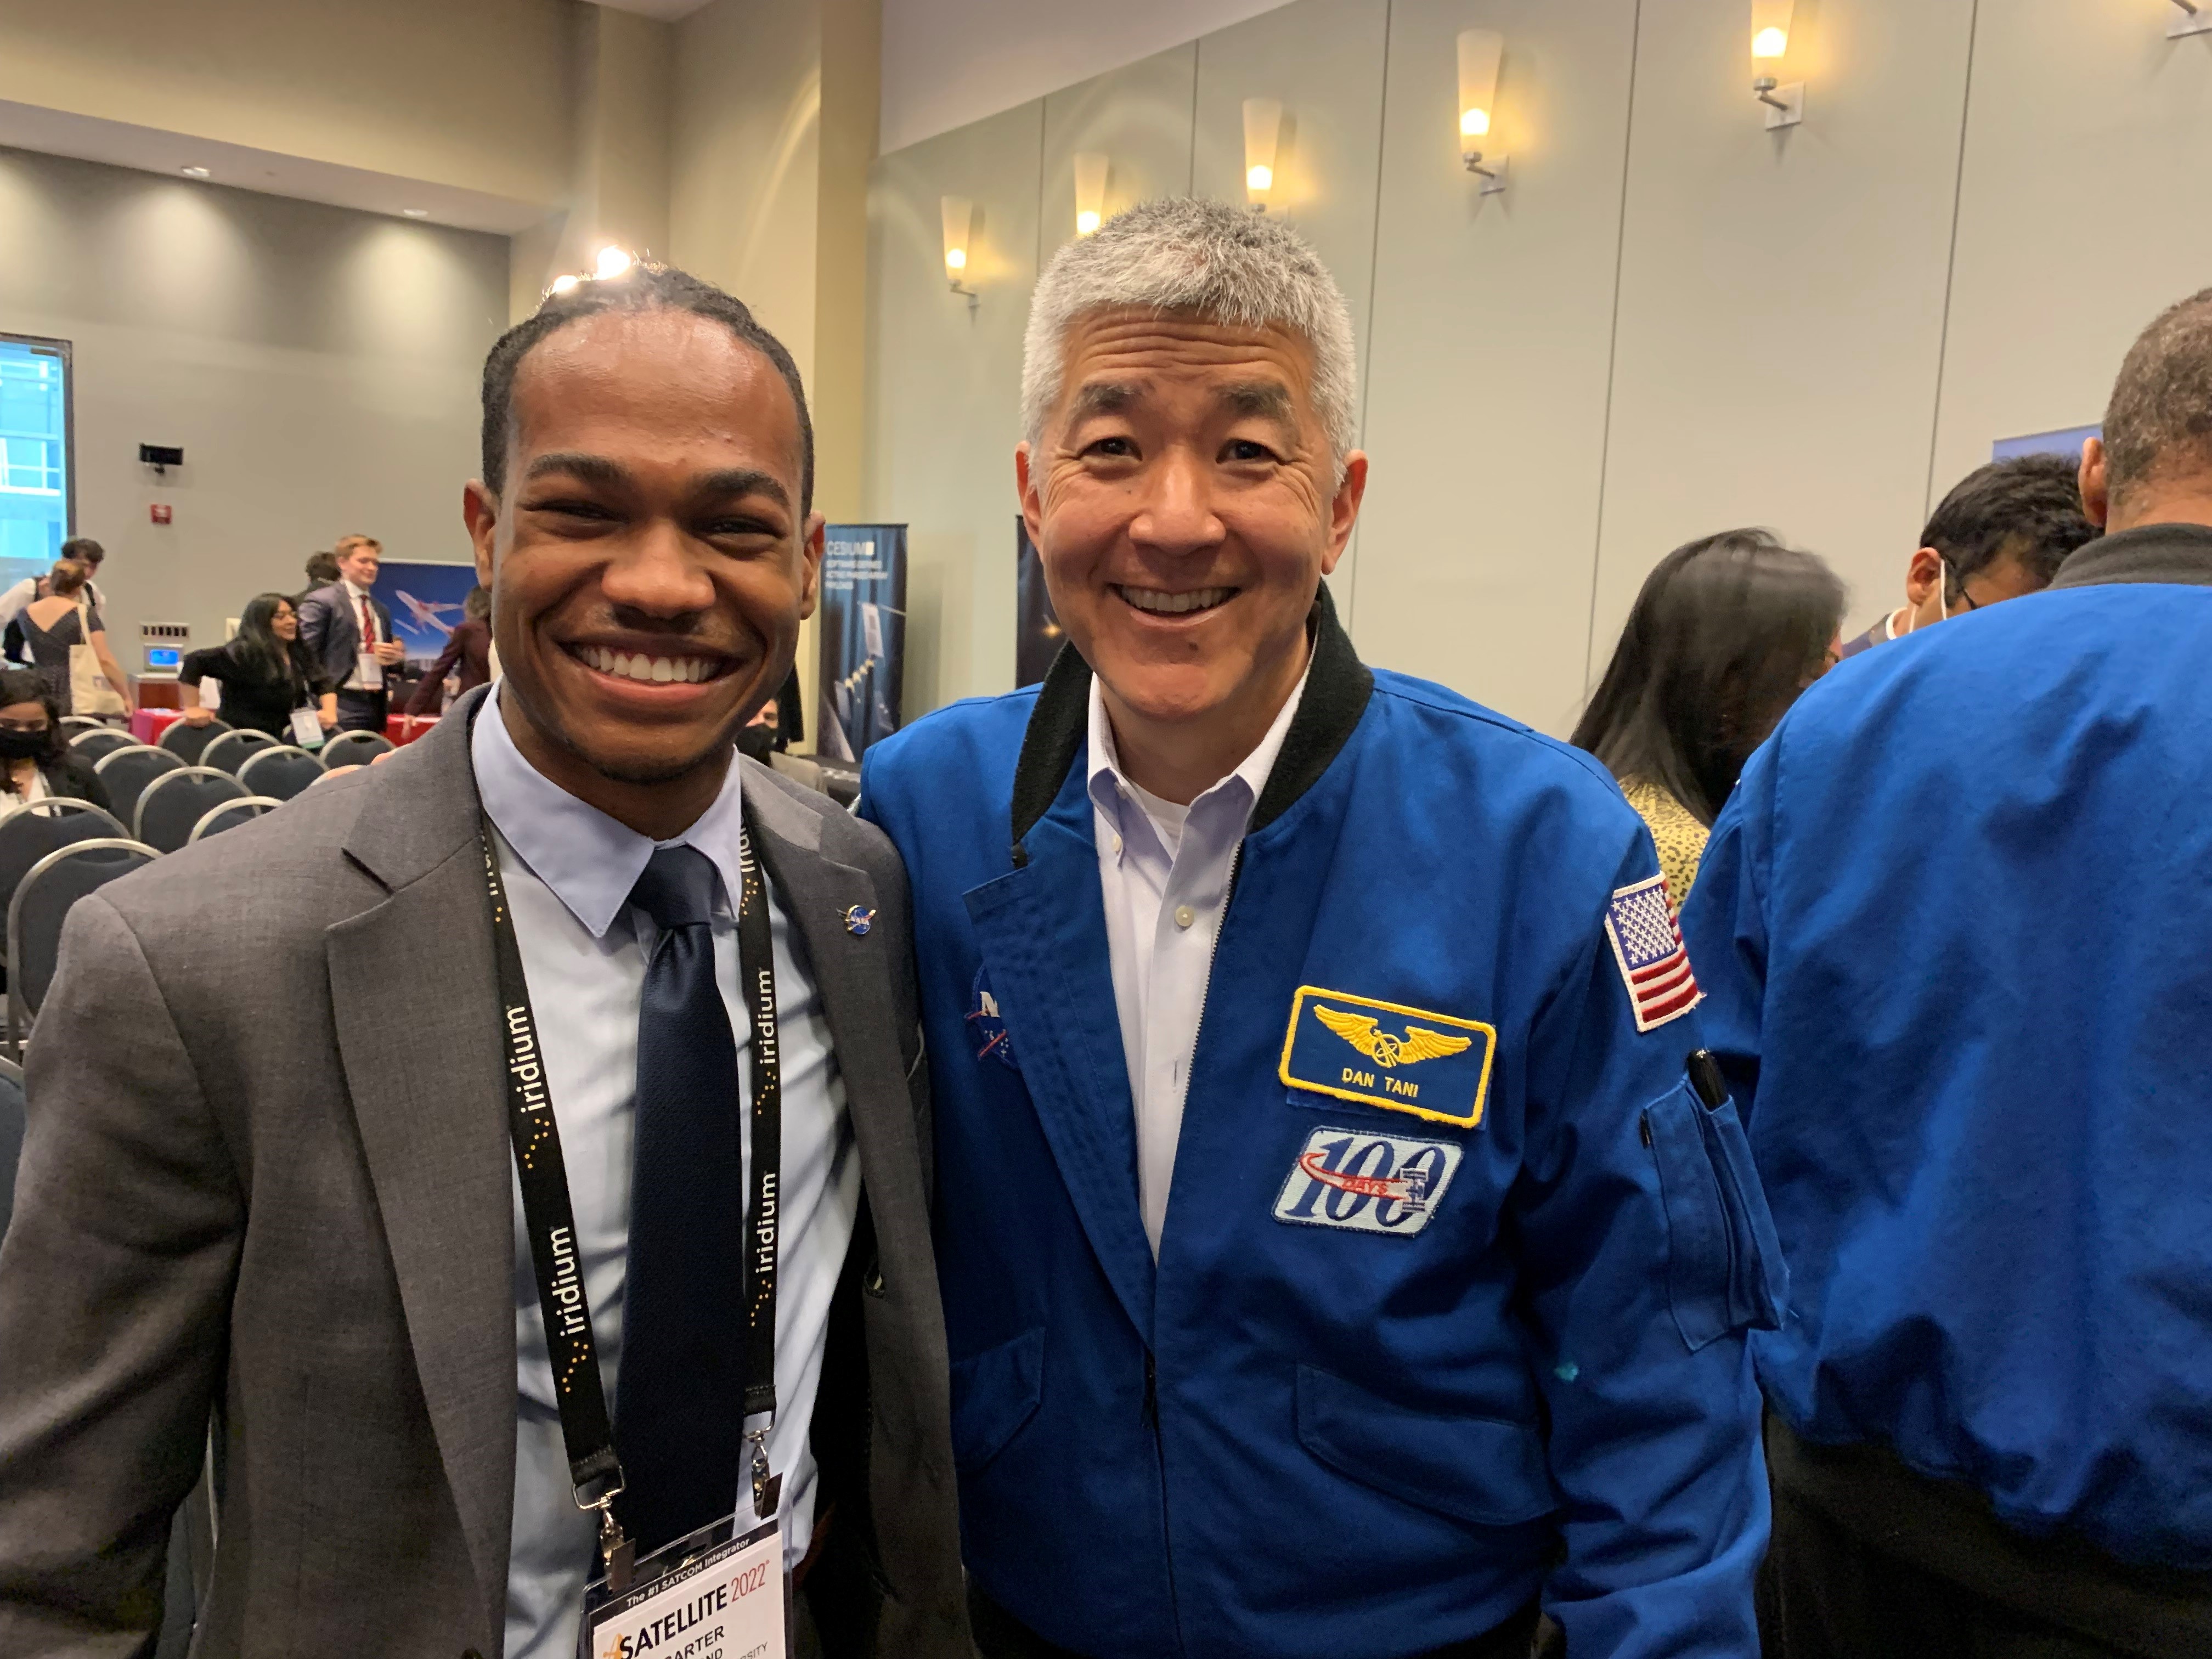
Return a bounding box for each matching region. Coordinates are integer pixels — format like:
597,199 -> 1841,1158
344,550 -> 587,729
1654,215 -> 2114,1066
1121,586 -> 1233,616
578,646 -> 717,685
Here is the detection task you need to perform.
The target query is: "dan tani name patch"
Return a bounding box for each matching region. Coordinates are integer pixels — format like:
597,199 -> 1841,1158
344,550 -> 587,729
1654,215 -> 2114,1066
1278,985 -> 1497,1128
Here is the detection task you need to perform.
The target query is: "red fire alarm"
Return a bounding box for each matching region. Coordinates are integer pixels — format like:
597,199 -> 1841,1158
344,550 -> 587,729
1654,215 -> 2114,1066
150,504 -> 172,524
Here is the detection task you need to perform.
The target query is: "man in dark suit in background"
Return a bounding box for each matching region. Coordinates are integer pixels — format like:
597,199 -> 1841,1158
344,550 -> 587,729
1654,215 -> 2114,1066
0,265 -> 969,1658
297,532 -> 404,730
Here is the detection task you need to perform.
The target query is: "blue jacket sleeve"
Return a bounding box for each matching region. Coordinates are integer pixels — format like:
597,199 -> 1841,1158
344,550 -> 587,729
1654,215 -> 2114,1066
1678,743 -> 1778,1120
1511,828 -> 1771,1657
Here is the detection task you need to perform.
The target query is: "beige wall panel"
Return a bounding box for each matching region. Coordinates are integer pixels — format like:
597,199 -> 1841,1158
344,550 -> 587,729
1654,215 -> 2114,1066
0,147 -> 505,676
670,0 -> 825,392
1190,0 -> 1388,625
1930,2 -> 2212,494
862,101 -> 1045,713
1592,0 -> 1975,678
1354,0 -> 1637,733
1039,48 -> 1200,266
0,0 -> 573,207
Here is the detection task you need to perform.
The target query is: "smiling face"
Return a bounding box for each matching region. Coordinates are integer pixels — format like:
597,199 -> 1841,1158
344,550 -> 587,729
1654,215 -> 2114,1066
337,544 -> 380,589
1018,307 -> 1364,780
271,601 -> 298,642
464,306 -> 822,811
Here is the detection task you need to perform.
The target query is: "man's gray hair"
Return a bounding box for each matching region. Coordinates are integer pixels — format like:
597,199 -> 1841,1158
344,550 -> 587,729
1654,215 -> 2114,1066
1021,198 -> 1359,477
2105,285 -> 2212,509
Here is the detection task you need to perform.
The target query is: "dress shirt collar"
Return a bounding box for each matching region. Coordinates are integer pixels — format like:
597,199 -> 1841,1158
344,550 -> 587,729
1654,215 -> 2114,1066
471,681 -> 747,939
1085,656 -> 1311,834
342,578 -> 373,603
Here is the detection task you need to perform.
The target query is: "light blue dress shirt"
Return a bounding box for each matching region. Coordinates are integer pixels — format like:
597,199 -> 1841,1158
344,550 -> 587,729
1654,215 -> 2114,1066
1085,665 -> 1307,1257
472,687 -> 860,1659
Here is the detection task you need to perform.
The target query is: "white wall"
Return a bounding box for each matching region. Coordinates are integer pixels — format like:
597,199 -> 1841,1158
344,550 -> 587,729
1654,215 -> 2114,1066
0,146 -> 507,674
866,0 -> 2212,736
879,0 -> 1293,153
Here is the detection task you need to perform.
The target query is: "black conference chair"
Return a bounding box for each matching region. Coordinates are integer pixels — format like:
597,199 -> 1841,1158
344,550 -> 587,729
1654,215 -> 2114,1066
134,768 -> 247,854
157,717 -> 232,765
0,799 -> 128,936
320,730 -> 393,768
93,746 -> 186,834
0,1051 -> 23,1244
310,765 -> 362,788
58,715 -> 103,735
189,795 -> 280,844
69,727 -> 136,764
201,729 -> 279,775
236,745 -> 324,802
8,838 -> 157,1051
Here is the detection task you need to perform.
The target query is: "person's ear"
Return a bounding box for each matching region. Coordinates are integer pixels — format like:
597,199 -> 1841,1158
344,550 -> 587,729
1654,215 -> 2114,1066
464,480 -> 499,590
2079,436 -> 2109,529
797,511 -> 825,623
1016,442 -> 1045,552
1319,452 -> 1369,576
1903,547 -> 1944,608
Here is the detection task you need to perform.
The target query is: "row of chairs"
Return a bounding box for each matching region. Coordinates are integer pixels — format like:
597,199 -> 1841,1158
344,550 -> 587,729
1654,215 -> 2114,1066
60,727 -> 392,855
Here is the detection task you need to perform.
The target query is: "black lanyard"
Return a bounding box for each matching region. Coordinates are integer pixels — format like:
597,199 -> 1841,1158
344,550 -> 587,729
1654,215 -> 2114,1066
481,811 -> 783,1587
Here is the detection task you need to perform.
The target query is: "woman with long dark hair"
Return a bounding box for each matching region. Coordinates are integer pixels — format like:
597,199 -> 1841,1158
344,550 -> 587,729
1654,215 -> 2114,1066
1573,528 -> 1846,906
179,592 -> 337,742
0,667 -> 111,811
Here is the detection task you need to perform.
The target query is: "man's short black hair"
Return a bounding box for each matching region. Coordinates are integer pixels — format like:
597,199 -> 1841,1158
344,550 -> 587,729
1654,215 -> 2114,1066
59,537 -> 103,567
1920,454 -> 2096,592
480,263 -> 814,515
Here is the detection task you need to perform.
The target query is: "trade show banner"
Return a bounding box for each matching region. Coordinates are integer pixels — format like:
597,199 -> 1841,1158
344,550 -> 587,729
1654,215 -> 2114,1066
371,561 -> 479,668
817,524 -> 907,764
1015,517 -> 1064,688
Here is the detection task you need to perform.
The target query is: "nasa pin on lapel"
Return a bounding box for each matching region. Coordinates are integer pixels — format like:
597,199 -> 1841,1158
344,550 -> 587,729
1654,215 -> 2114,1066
843,905 -> 875,936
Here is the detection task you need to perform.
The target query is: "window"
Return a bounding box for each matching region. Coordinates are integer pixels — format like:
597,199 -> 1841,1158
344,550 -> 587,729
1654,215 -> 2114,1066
0,335 -> 72,573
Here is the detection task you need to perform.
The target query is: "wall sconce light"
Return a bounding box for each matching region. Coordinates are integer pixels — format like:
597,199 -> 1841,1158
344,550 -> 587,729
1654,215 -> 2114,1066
1243,99 -> 1283,212
2170,0 -> 2212,38
1456,29 -> 1508,195
1073,153 -> 1109,237
1751,0 -> 1804,128
941,195 -> 978,309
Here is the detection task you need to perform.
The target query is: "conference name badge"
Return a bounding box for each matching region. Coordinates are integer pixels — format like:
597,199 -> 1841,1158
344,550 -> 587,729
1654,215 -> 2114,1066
1278,985 -> 1497,1128
582,1519 -> 783,1659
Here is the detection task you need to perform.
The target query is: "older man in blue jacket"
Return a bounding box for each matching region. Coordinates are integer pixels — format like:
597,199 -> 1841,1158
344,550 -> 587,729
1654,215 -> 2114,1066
860,198 -> 1779,1659
1683,286 -> 2212,1657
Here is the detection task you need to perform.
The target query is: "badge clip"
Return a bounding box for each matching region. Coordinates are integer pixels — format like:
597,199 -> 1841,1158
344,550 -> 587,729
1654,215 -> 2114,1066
591,1494 -> 634,1595
749,1429 -> 782,1520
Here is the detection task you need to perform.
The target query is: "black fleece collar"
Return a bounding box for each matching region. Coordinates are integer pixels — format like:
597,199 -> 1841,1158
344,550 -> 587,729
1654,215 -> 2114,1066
2047,522 -> 2212,591
1009,582 -> 1374,866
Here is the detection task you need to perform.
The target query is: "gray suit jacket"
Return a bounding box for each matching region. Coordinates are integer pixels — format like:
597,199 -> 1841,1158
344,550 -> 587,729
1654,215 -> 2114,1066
0,696 -> 969,1658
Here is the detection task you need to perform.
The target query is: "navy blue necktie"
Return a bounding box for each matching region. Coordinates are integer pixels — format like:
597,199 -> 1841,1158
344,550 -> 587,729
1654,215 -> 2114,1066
617,844 -> 743,1557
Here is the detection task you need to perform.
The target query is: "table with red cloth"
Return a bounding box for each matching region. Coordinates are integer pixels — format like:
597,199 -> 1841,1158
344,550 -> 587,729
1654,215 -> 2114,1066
123,709 -> 436,751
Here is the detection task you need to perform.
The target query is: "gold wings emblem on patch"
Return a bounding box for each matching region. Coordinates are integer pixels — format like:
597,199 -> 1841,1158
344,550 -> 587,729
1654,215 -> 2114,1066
1313,1005 -> 1475,1069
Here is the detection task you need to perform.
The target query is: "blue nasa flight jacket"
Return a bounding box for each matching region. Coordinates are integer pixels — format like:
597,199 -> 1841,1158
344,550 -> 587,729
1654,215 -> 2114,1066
860,592 -> 1783,1658
1680,524 -> 2212,1571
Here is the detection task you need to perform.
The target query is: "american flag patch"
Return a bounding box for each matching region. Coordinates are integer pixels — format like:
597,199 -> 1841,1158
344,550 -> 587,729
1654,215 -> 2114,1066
1604,874 -> 1701,1032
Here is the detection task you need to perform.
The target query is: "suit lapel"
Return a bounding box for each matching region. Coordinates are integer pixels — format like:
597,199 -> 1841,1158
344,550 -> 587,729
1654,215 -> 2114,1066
744,769 -> 933,1244
326,696 -> 515,1648
964,766 -> 1155,1344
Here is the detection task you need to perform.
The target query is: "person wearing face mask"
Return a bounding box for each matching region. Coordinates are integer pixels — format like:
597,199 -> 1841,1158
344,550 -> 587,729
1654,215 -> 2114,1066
1682,288 -> 2212,1656
1573,530 -> 1846,910
1836,454 -> 2094,661
0,669 -> 111,811
860,199 -> 1781,1659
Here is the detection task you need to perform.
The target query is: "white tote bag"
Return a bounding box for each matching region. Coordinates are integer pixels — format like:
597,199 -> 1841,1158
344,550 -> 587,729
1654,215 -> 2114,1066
69,596 -> 126,718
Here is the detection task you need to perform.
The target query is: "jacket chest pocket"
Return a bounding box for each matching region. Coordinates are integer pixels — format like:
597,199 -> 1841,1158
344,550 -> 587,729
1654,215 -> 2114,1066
1643,1079 -> 1787,1350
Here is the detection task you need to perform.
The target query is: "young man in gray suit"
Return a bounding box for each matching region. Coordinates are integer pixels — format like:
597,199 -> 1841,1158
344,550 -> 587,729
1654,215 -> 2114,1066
296,533 -> 407,731
0,267 -> 969,1659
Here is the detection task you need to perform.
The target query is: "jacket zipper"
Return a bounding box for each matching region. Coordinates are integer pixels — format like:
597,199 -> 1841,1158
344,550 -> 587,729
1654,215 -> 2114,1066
1147,837 -> 1243,1656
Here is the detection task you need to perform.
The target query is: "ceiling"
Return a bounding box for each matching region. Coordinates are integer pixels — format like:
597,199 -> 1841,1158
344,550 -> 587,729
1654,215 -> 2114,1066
589,0 -> 714,18
0,100 -> 550,235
